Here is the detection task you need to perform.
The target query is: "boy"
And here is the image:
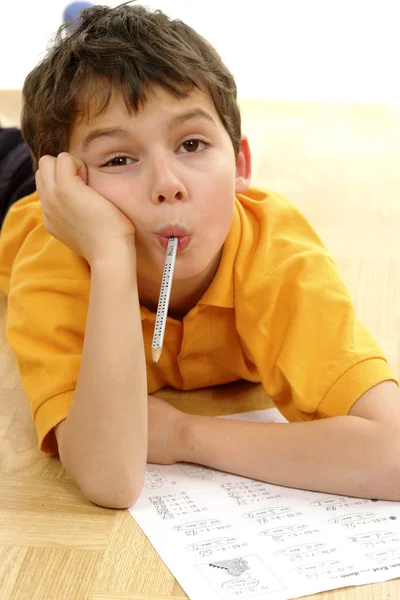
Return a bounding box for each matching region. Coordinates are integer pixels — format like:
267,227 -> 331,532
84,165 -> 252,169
0,2 -> 399,510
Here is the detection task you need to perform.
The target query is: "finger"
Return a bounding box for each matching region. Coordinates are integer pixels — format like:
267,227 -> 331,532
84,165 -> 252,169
69,153 -> 88,183
76,159 -> 88,185
55,152 -> 88,191
35,169 -> 45,205
35,169 -> 41,196
62,152 -> 88,184
36,155 -> 57,201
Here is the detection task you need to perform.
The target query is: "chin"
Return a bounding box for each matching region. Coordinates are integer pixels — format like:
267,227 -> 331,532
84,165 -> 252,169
176,250 -> 221,281
172,260 -> 206,280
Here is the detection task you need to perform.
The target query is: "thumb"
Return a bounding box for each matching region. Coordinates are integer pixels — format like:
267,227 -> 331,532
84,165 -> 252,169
69,153 -> 88,185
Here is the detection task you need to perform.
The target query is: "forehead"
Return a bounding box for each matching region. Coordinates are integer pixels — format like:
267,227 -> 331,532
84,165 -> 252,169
69,85 -> 221,147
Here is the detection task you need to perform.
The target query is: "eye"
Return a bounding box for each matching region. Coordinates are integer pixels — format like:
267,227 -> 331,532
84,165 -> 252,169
102,155 -> 135,167
178,139 -> 209,153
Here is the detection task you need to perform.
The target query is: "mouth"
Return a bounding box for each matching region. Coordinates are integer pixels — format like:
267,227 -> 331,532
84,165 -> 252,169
155,234 -> 192,253
155,225 -> 192,253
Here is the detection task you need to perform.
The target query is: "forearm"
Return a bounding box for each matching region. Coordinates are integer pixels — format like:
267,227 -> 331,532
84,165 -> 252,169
180,414 -> 400,500
59,246 -> 147,507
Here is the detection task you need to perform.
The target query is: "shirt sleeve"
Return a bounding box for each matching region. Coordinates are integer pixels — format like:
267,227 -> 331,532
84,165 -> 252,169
5,219 -> 90,454
235,194 -> 398,422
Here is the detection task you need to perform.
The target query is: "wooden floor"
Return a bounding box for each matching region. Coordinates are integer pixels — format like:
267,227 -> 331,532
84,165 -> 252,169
1,92 -> 400,599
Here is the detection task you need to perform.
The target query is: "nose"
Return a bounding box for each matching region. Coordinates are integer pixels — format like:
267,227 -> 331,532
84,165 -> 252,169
150,156 -> 187,205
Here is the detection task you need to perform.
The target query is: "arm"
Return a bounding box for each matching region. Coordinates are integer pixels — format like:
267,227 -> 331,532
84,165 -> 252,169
178,381 -> 400,501
56,244 -> 148,509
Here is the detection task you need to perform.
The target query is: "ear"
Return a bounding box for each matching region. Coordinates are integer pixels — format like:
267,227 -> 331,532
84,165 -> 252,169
235,135 -> 252,194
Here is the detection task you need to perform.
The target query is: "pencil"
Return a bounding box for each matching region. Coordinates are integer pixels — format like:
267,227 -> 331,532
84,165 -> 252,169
151,236 -> 178,363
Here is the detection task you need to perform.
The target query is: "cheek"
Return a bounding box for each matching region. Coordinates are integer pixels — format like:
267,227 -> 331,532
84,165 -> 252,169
201,167 -> 236,226
87,171 -> 128,205
87,171 -> 143,220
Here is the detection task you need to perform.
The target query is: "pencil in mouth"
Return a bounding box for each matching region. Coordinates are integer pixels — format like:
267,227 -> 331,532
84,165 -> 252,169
151,236 -> 178,363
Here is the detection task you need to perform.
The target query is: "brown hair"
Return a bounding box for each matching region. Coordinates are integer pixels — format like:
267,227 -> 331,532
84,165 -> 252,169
21,1 -> 242,171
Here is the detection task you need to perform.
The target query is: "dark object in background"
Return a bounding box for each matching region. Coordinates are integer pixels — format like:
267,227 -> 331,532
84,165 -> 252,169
0,128 -> 36,228
63,1 -> 94,34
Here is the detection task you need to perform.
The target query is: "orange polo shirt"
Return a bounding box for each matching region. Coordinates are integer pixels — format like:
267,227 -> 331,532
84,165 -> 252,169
0,188 -> 396,454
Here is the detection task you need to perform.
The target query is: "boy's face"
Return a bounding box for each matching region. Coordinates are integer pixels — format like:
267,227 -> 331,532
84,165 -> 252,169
68,85 -> 250,285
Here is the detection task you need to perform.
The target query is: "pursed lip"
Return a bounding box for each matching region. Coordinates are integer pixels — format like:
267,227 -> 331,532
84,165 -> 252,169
155,225 -> 191,238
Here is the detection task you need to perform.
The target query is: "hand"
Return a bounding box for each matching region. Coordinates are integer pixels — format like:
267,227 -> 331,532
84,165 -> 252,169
147,395 -> 189,465
35,152 -> 136,264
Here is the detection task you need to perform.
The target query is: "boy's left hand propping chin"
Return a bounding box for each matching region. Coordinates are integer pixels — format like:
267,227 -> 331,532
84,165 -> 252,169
147,395 -> 189,465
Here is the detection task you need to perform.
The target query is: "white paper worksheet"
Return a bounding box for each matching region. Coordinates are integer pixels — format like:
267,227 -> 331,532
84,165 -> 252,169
129,408 -> 400,600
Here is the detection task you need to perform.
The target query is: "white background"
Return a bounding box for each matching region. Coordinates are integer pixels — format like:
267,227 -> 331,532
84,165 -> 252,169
1,0 -> 399,102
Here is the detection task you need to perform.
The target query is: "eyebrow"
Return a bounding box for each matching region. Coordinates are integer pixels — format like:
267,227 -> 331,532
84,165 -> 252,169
81,108 -> 216,151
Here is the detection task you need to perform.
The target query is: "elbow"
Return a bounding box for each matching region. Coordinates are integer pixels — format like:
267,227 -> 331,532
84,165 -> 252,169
60,452 -> 144,509
56,421 -> 146,509
80,476 -> 144,509
60,455 -> 144,509
87,489 -> 142,510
